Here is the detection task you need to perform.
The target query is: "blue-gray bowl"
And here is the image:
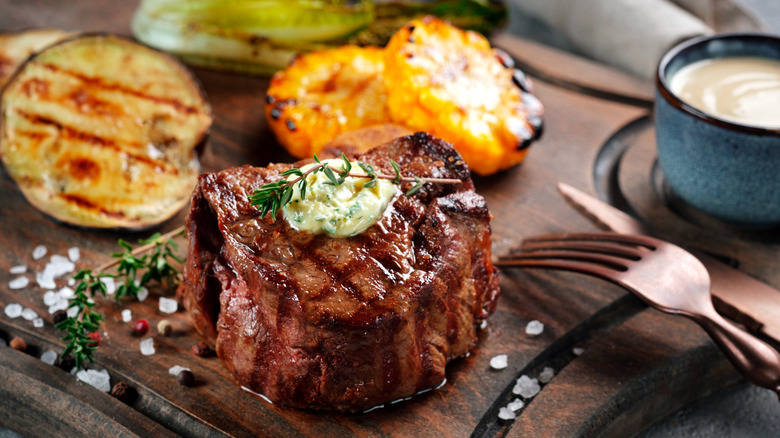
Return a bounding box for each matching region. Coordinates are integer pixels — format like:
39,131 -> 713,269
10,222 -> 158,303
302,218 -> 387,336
655,33 -> 780,228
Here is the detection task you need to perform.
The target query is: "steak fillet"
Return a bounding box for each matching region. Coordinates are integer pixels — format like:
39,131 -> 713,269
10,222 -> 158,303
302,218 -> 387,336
179,132 -> 500,411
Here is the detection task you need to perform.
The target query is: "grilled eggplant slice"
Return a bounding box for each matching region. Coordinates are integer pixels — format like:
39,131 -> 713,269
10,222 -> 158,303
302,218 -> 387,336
0,28 -> 73,89
0,34 -> 212,229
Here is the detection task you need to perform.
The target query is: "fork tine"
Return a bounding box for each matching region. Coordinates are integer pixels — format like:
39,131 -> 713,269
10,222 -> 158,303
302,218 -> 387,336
498,249 -> 630,271
495,257 -> 624,285
523,232 -> 658,250
508,240 -> 646,261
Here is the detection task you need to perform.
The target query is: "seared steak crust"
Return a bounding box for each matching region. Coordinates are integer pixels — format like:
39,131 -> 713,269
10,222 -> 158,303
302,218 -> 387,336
179,132 -> 500,411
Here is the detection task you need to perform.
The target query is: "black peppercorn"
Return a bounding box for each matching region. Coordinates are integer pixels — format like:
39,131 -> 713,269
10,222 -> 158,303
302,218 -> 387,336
178,370 -> 195,387
111,381 -> 137,404
192,342 -> 214,358
56,355 -> 76,372
52,309 -> 68,325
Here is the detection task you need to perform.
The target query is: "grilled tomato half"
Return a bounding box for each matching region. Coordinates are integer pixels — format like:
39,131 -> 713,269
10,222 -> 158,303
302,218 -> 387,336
0,34 -> 212,229
384,16 -> 543,176
265,45 -> 389,159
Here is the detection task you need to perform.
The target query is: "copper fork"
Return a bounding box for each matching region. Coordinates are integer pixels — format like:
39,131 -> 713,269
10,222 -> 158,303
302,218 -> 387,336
496,232 -> 780,400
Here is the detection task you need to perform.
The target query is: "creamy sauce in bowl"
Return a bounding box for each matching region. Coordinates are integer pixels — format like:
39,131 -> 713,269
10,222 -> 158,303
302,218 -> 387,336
669,56 -> 780,128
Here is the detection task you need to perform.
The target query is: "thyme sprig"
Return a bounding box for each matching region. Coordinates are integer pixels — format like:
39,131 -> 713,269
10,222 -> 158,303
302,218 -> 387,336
57,227 -> 184,370
249,153 -> 462,218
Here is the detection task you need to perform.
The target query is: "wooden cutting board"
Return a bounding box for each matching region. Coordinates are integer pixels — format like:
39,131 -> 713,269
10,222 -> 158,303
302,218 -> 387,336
0,1 -> 774,437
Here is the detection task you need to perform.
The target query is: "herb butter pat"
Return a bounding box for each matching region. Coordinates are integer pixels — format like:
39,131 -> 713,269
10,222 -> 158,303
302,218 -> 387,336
282,159 -> 395,237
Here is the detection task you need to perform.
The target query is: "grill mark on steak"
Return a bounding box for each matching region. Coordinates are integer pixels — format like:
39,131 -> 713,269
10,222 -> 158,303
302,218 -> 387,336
180,132 -> 499,411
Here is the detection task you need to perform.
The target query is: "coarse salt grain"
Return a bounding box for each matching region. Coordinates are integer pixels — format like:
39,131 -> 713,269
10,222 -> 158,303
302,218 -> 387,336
68,247 -> 80,262
525,320 -> 544,336
573,347 -> 584,356
137,287 -> 149,302
539,366 -> 555,384
159,297 -> 178,314
32,245 -> 47,260
76,369 -> 111,392
67,306 -> 79,318
4,303 -> 23,318
101,277 -> 116,295
490,354 -> 508,370
43,291 -> 60,306
21,308 -> 38,321
36,272 -> 56,289
48,299 -> 69,315
10,265 -> 27,274
498,407 -> 516,420
46,255 -> 75,278
9,276 -> 29,290
479,320 -> 488,330
507,398 -> 525,412
513,375 -> 541,399
121,309 -> 132,323
168,365 -> 191,376
58,287 -> 74,299
140,338 -> 155,356
33,318 -> 44,328
40,350 -> 58,365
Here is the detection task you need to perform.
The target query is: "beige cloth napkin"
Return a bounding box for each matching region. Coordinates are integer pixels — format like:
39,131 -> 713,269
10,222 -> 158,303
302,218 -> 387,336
511,0 -> 714,79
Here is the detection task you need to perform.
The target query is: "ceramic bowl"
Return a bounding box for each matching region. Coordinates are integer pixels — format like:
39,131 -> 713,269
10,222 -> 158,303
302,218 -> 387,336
654,33 -> 780,228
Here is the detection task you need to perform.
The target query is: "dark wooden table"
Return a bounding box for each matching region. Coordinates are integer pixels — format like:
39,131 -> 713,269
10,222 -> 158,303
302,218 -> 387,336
1,2 -> 777,437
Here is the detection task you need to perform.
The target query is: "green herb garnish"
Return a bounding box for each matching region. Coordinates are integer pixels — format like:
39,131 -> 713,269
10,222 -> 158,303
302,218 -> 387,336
249,153 -> 462,218
57,228 -> 184,370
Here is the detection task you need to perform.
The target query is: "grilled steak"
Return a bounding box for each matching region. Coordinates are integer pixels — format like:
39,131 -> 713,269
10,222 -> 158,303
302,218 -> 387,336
178,132 -> 500,411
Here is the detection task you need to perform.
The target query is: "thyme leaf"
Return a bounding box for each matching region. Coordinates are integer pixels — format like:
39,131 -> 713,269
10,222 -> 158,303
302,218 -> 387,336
59,228 -> 184,371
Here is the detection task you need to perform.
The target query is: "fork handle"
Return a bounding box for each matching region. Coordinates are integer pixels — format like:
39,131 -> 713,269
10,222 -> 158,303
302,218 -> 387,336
692,310 -> 780,400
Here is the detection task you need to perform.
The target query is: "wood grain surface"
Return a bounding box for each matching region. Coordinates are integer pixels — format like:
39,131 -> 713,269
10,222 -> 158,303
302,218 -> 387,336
0,1 -> 775,437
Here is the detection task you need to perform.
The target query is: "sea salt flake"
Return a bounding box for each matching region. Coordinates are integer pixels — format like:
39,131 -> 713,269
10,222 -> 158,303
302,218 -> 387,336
68,278 -> 75,286
21,308 -> 38,321
67,306 -> 79,318
137,287 -> 149,302
525,320 -> 544,336
43,291 -> 60,306
168,365 -> 190,376
68,247 -> 80,262
48,299 -> 69,315
76,369 -> 111,392
40,350 -> 58,365
45,255 -> 75,278
33,318 -> 44,328
498,407 -> 516,420
121,309 -> 132,323
539,366 -> 555,384
507,398 -> 525,412
33,245 -> 47,260
573,347 -> 584,356
10,265 -> 27,274
58,287 -> 75,299
4,303 -> 23,318
101,277 -> 116,295
513,375 -> 541,399
36,271 -> 56,289
490,354 -> 508,370
479,320 -> 488,330
159,297 -> 178,314
9,276 -> 29,290
140,338 -> 155,356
